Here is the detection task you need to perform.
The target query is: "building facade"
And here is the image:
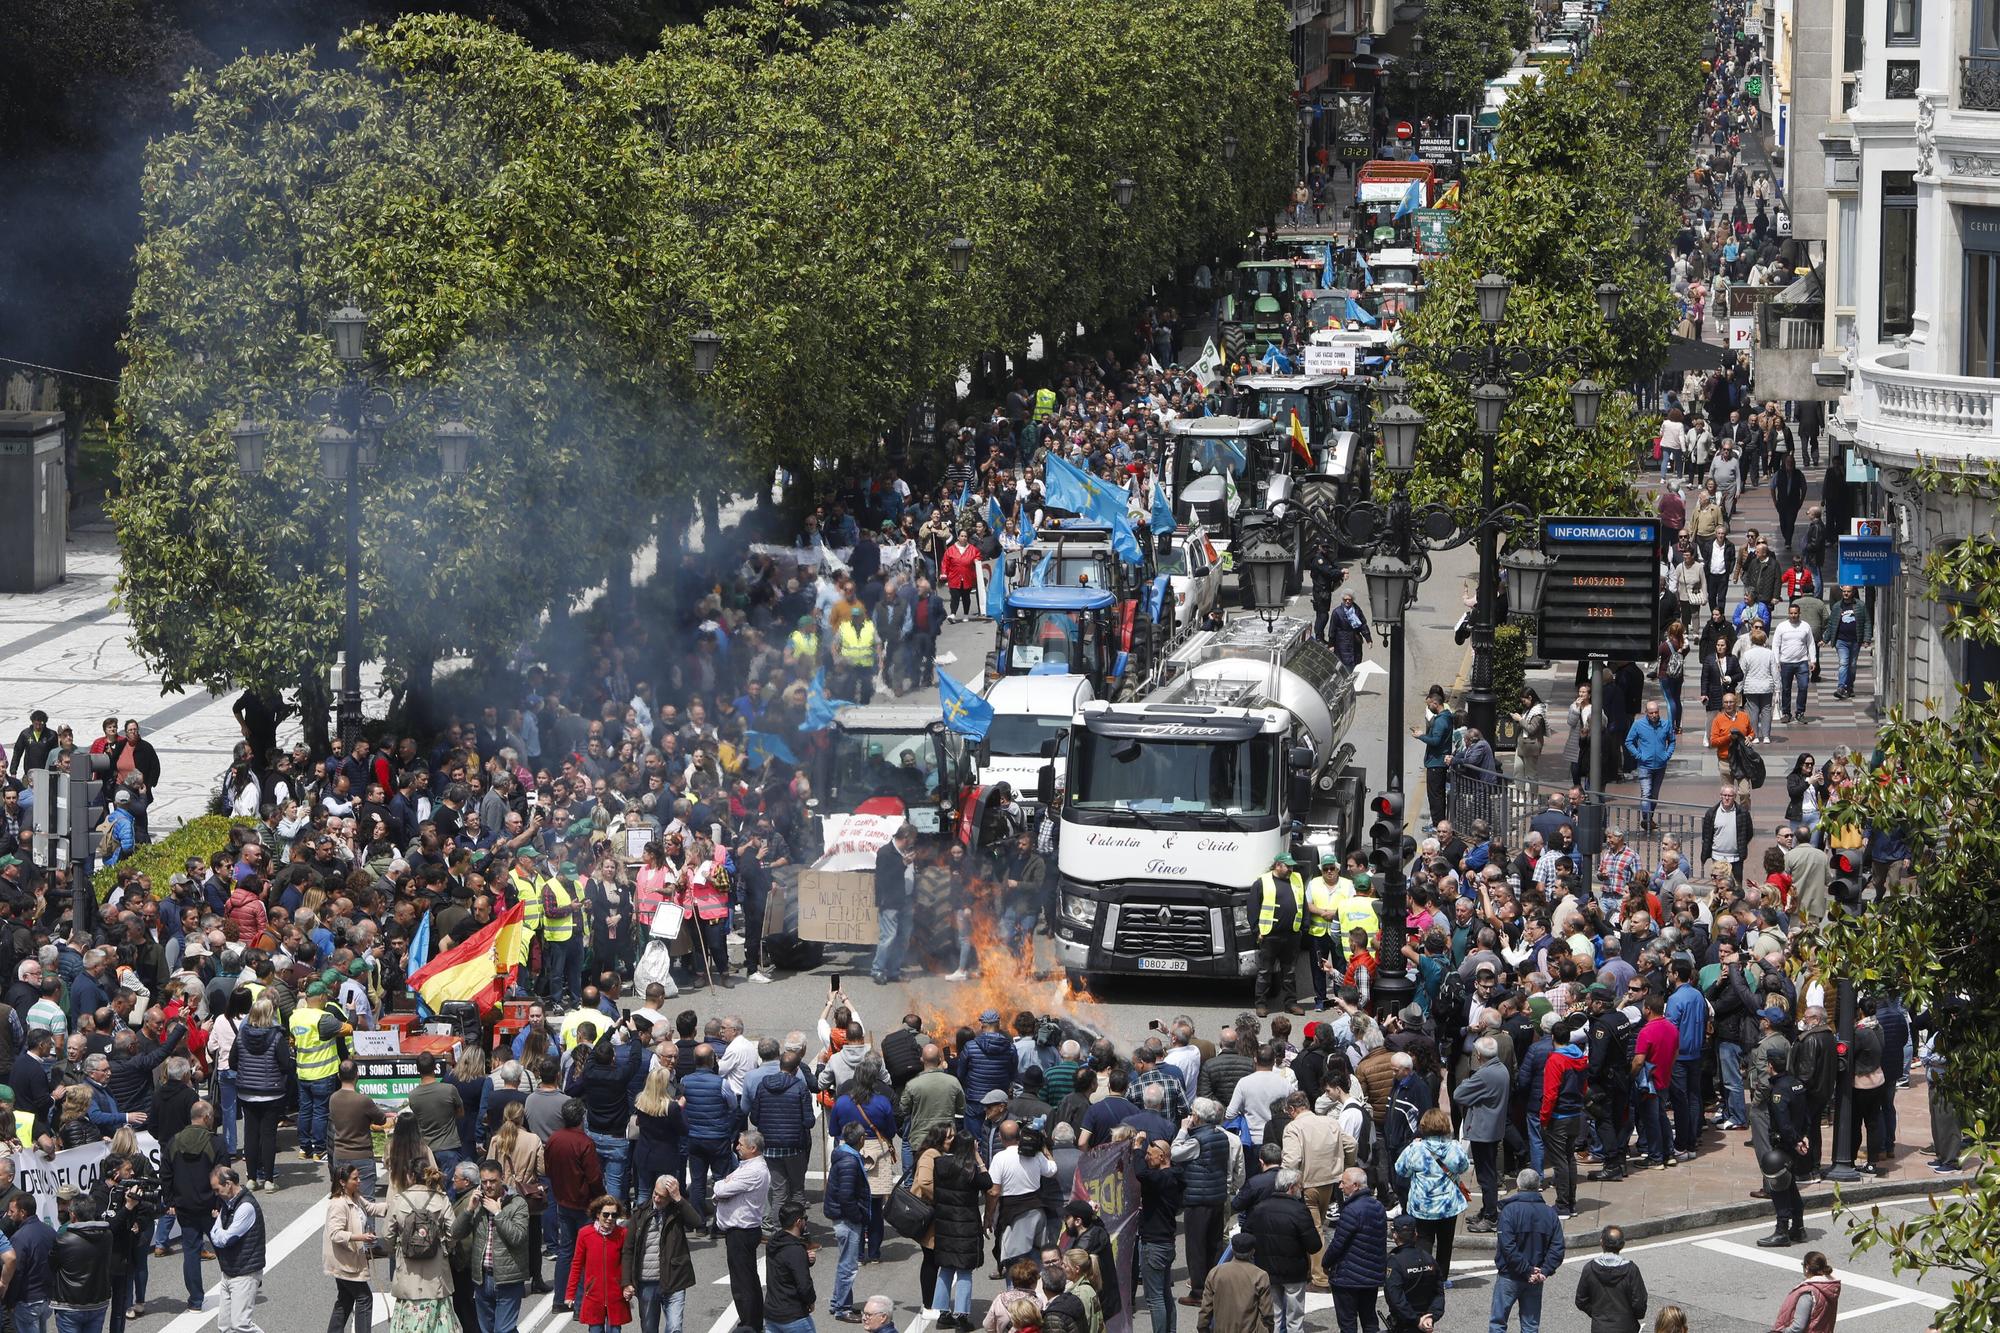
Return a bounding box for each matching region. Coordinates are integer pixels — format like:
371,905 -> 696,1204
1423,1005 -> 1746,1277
1820,0 -> 2000,716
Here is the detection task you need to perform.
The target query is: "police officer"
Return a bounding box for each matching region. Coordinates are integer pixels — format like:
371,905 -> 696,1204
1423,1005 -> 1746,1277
1383,1215 -> 1445,1333
1254,851 -> 1306,1019
1583,983 -> 1633,1184
1307,540 -> 1344,642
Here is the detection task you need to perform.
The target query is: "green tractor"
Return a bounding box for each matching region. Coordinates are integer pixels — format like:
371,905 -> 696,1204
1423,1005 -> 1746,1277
1220,259 -> 1307,359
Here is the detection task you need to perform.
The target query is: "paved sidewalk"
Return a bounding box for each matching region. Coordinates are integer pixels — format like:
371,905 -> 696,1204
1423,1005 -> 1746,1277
1455,1073 -> 1967,1249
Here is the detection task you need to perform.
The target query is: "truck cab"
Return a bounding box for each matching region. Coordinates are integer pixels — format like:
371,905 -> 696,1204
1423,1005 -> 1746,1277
812,705 -> 968,845
1049,615 -> 1364,989
1165,416 -> 1279,551
975,674 -> 1095,802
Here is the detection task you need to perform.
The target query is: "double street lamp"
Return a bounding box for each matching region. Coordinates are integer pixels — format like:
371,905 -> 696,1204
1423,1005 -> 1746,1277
233,304 -> 721,745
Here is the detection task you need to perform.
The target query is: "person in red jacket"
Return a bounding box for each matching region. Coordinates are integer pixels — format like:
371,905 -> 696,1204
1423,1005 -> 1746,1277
940,531 -> 980,621
567,1194 -> 631,1333
1538,1018 -> 1591,1218
548,1100 -> 606,1315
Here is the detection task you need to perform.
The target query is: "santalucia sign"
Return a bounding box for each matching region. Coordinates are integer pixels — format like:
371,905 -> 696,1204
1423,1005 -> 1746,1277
12,1131 -> 161,1226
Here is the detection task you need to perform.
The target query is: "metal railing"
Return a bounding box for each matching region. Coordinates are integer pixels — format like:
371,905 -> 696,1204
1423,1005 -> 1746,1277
1443,771 -> 1717,876
1964,55 -> 2000,112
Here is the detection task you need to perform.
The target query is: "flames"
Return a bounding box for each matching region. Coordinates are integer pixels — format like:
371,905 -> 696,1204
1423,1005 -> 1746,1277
906,907 -> 1110,1047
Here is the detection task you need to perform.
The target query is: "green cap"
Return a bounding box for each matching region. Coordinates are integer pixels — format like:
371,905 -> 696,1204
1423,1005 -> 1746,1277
321,969 -> 342,989
1274,852 -> 1295,866
0,1084 -> 14,1104
1320,853 -> 1339,867
305,981 -> 329,997
867,743 -> 884,757
797,615 -> 815,629
560,861 -> 577,875
0,856 -> 19,869
347,959 -> 370,977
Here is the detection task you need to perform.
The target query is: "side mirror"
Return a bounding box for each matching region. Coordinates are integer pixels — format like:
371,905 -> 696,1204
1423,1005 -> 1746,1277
976,738 -> 991,767
1036,764 -> 1056,807
1288,745 -> 1316,772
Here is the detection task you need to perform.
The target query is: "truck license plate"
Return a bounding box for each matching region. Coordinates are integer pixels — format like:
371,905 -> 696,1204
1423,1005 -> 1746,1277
1137,957 -> 1189,972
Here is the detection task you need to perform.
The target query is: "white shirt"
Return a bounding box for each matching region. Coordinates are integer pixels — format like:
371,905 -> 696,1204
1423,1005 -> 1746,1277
719,1034 -> 761,1095
1771,619 -> 1816,664
1225,1069 -> 1293,1135
989,1146 -> 1056,1197
1164,1045 -> 1202,1095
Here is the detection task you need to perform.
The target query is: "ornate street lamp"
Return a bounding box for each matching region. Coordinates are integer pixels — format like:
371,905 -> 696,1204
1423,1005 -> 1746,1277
231,415 -> 272,478
1363,555 -> 1420,627
1238,526 -> 1293,617
1223,134 -> 1239,162
1596,281 -> 1625,323
1112,176 -> 1137,210
1374,373 -> 1411,408
1376,404 -> 1425,474
690,328 -> 722,377
1474,273 -> 1513,329
947,236 -> 973,279
1570,378 -> 1605,432
1501,547 -> 1556,621
316,424 -> 357,482
1471,381 -> 1511,436
327,305 -> 369,364
433,418 -> 478,478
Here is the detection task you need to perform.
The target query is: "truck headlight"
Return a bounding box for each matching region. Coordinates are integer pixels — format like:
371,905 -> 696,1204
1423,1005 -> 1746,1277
1064,893 -> 1099,927
1232,905 -> 1252,936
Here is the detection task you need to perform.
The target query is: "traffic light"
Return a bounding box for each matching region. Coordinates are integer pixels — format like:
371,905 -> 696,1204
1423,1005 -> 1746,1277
1830,849 -> 1865,908
1368,791 -> 1406,875
1450,114 -> 1474,155
27,770 -> 61,868
67,753 -> 112,865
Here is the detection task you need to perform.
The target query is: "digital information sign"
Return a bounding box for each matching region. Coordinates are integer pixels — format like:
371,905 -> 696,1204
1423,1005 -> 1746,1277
1536,516 -> 1663,662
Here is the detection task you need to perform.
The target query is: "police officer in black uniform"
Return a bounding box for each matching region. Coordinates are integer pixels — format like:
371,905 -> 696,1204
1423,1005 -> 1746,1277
1308,539 -> 1344,642
1383,1215 -> 1445,1333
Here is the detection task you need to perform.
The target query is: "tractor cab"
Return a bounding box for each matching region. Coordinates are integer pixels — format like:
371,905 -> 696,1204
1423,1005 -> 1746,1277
992,586 -> 1130,695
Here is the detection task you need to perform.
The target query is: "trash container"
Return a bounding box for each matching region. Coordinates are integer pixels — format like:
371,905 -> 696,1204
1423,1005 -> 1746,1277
0,411 -> 66,591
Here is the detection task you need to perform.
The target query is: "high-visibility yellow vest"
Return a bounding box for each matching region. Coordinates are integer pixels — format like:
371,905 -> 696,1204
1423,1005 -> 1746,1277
1304,877 -> 1338,938
1332,890 -> 1380,941
512,871 -> 544,933
1034,387 -> 1056,420
242,979 -> 267,1004
838,621 -> 878,668
1257,871 -> 1305,938
289,1004 -> 339,1082
8,1111 -> 32,1147
787,630 -> 819,659
560,1008 -> 606,1050
542,877 -> 576,943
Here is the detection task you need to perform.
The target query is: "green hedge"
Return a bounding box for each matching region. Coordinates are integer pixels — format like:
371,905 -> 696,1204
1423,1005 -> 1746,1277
92,814 -> 234,901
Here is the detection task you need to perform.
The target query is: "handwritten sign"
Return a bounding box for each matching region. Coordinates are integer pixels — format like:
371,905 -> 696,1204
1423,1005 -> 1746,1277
796,869 -> 880,944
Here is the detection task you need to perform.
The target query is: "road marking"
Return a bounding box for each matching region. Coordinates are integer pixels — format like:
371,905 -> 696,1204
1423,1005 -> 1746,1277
1693,1239 -> 1949,1309
156,1201 -> 332,1333
519,1293 -> 559,1333
1841,1297 -> 1914,1321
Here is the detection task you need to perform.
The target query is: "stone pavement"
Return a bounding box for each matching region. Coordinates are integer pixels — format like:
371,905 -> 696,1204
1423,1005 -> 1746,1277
1455,1074 -> 1966,1249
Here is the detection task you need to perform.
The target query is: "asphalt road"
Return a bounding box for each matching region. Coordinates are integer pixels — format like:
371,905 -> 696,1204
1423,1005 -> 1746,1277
124,1165 -> 1957,1333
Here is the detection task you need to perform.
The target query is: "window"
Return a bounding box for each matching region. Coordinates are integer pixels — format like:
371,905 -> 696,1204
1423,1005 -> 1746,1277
1967,252 -> 1999,377
1843,0 -> 1864,70
1880,172 -> 1918,339
1838,197 -> 1859,307
1979,0 -> 2000,53
1887,0 -> 1918,43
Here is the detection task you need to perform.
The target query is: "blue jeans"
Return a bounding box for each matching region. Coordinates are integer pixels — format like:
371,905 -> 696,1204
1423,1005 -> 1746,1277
1718,1040 -> 1747,1124
14,1299 -> 49,1333
766,1321 -> 816,1333
932,1268 -> 973,1316
1836,638 -> 1858,692
686,1138 -> 736,1222
175,1208 -> 208,1303
636,1282 -> 687,1333
216,1069 -> 240,1156
1671,1058 -> 1701,1152
1634,1092 -> 1671,1165
830,1220 -> 863,1313
1524,1112 -> 1546,1176
588,1131 -> 630,1205
476,1274 -> 523,1333
546,936 -> 583,1008
997,905 -> 1036,960
871,905 -> 910,980
1140,1238 -> 1177,1333
299,1075 -> 338,1155
554,1206 -> 587,1305
53,1309 -> 105,1333
1636,766 -> 1665,822
1780,660 -> 1809,715
1488,1274 -> 1544,1333
1662,675 -> 1684,731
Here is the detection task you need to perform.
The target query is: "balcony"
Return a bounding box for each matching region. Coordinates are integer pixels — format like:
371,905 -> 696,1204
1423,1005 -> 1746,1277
1854,347 -> 2000,467
1963,55 -> 2000,112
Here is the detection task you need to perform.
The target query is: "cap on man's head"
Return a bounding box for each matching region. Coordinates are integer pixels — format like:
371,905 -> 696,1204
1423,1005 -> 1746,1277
114,789 -> 132,805
1759,1005 -> 1789,1024
979,1008 -> 1001,1024
1320,853 -> 1339,867
1586,983 -> 1614,1000
1273,852 -> 1295,867
980,1089 -> 1010,1106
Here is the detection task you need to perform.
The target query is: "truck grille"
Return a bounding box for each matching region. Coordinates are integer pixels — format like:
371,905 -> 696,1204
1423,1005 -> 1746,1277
1113,903 -> 1217,957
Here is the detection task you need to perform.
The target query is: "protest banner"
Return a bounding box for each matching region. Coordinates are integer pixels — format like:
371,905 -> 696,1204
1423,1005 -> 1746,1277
12,1131 -> 161,1226
1070,1140 -> 1140,1333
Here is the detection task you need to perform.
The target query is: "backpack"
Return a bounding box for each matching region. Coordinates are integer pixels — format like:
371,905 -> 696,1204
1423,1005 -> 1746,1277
400,1196 -> 447,1262
1432,969 -> 1469,1035
1344,1098 -> 1375,1182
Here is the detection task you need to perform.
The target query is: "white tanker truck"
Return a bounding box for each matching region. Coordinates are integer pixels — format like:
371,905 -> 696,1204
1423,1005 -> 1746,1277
1038,614 -> 1365,989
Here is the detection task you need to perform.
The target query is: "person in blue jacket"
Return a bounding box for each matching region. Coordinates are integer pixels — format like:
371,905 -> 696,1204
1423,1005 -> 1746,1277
1413,686 -> 1454,829
1321,1167 -> 1387,1333
1491,1170 -> 1565,1333
1622,700 -> 1678,831
1663,959 -> 1708,1158
823,1122 -> 873,1322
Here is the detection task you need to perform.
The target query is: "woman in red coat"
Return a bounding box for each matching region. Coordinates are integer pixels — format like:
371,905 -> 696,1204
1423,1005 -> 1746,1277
941,531 -> 980,620
567,1196 -> 632,1332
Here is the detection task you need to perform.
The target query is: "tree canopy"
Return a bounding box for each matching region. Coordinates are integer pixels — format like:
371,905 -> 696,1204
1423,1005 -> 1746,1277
1394,0 -> 1704,520
113,0 -> 1292,728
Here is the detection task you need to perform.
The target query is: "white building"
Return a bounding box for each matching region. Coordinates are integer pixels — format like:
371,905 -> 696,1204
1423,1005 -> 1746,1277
1820,0 -> 2000,714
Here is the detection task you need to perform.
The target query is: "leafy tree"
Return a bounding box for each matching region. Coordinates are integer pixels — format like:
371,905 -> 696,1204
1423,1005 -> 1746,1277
1403,0 -> 1519,125
1812,498 -> 2000,1333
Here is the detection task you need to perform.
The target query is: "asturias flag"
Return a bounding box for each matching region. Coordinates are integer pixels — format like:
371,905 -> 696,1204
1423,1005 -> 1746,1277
1395,178 -> 1423,220
1288,409 -> 1313,466
938,672 -> 995,740
1343,296 -> 1380,328
1150,477 -> 1176,536
407,902 -> 532,1015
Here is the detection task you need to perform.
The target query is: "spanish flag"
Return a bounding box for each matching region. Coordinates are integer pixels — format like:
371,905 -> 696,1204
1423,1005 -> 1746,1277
1288,409 -> 1313,466
1437,180 -> 1462,211
407,902 -> 532,1014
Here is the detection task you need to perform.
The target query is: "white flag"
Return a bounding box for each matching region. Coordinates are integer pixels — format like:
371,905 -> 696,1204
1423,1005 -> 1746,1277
1192,337 -> 1223,388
